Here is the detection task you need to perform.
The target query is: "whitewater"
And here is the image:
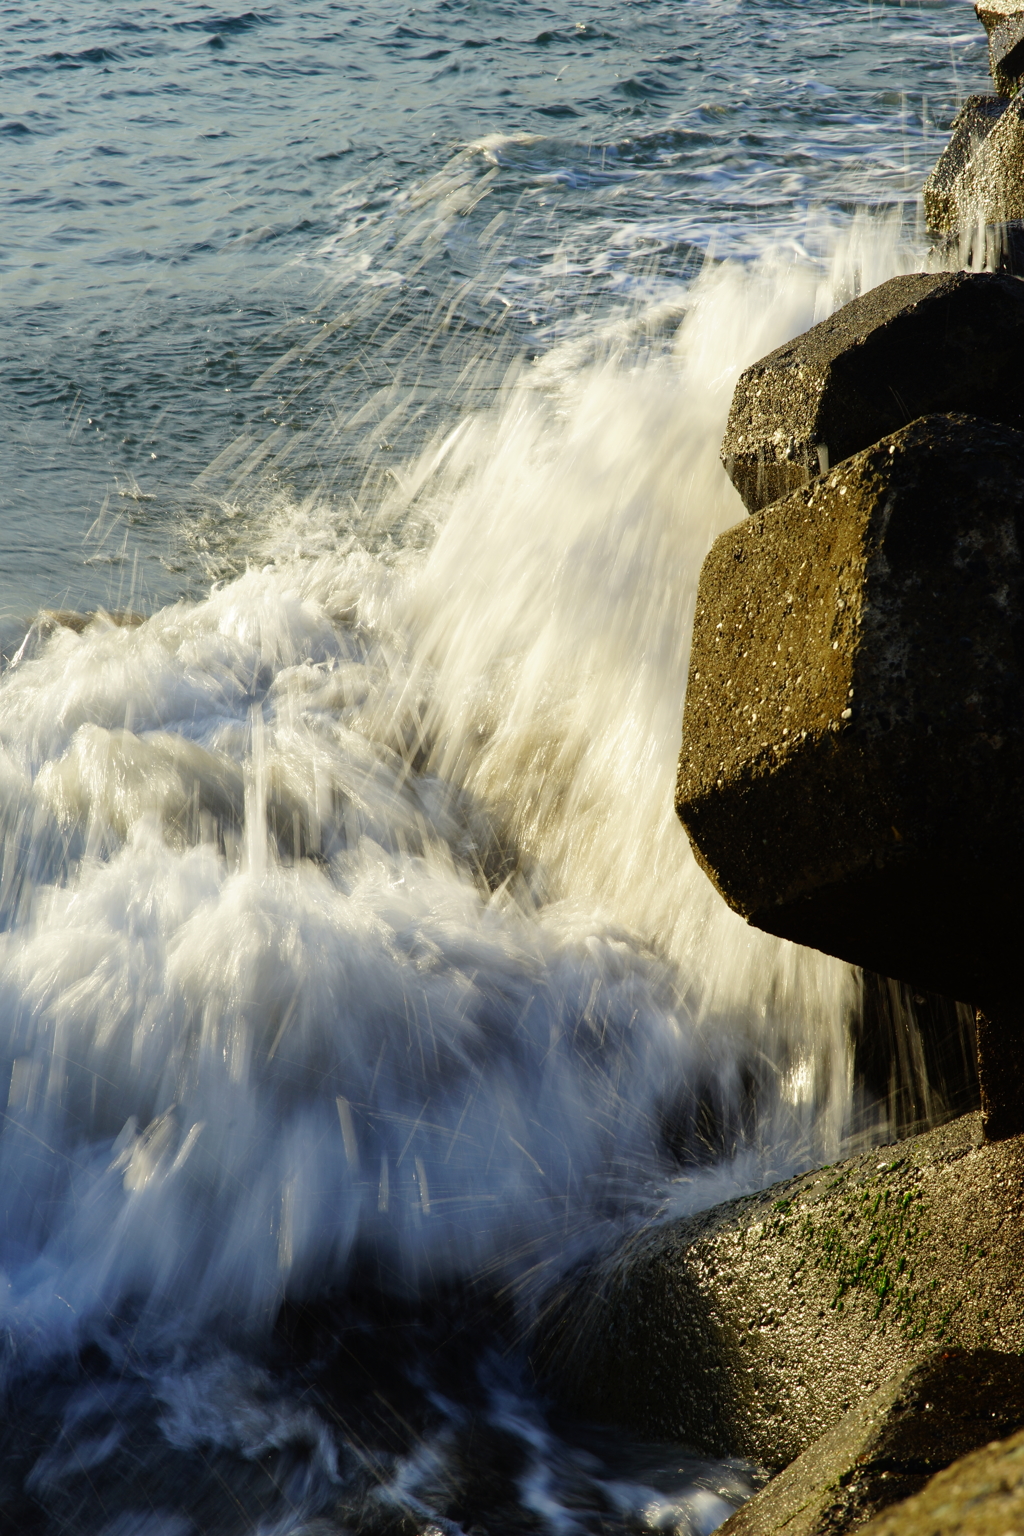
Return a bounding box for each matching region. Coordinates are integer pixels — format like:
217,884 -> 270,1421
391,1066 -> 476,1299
0,2 -> 991,1531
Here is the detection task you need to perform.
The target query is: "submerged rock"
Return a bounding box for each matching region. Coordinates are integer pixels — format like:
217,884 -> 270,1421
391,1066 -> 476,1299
719,273 -> 1024,514
719,1350 -> 1024,1536
678,412 -> 1024,1008
532,1113 -> 1024,1472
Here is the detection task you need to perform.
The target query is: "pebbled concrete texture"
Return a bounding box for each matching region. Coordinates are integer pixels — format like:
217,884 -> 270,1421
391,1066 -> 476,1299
990,19 -> 1024,97
718,272 -> 1024,515
858,1425 -> 1024,1536
532,1113 -> 1024,1473
976,2 -> 1024,96
924,90 -> 1024,234
677,412 -> 1024,1006
717,1350 -> 1024,1536
923,95 -> 1007,234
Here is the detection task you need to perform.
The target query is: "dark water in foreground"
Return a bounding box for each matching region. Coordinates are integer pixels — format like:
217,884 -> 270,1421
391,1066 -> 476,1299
0,1 -> 988,1532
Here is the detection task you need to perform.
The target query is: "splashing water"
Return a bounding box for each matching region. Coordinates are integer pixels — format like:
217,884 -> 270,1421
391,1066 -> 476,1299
0,215 -> 932,1348
0,0 -> 990,1524
0,207 -> 965,1531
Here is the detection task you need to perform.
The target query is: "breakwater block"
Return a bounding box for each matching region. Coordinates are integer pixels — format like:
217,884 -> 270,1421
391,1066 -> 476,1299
719,273 -> 1024,515
976,1 -> 1024,97
923,95 -> 1006,232
531,1113 -> 1024,1471
676,412 -> 1024,1010
924,91 -> 1024,236
858,1423 -> 1024,1535
719,1350 -> 1024,1536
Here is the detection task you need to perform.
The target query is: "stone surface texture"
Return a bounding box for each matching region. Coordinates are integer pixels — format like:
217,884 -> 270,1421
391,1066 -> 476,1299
858,1426 -> 1024,1536
923,95 -> 1007,232
975,3 -> 1024,95
719,272 -> 1024,514
977,0 -> 1024,29
924,90 -> 1024,233
533,1114 -> 1024,1472
977,2 -> 1024,96
719,1350 -> 1024,1536
991,17 -> 1024,96
677,413 -> 1024,1005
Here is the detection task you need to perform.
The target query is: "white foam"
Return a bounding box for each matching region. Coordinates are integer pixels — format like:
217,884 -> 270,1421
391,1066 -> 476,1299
0,213 -> 923,1362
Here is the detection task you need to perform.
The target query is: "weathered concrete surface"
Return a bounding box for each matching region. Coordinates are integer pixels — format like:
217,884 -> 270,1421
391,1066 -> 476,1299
977,0 -> 1024,33
677,413 -> 1024,1007
718,1351 -> 1024,1536
532,1113 -> 1024,1472
990,17 -> 1024,97
924,90 -> 1024,234
859,1425 -> 1024,1535
976,2 -> 1024,97
719,272 -> 1024,514
923,95 -> 1006,232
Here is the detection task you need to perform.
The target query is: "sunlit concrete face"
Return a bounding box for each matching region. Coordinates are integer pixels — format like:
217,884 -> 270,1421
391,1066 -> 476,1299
679,412 -> 1024,1005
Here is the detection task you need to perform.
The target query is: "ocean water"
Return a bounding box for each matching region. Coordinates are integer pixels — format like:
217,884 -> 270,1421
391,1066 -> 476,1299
0,2 -> 989,1532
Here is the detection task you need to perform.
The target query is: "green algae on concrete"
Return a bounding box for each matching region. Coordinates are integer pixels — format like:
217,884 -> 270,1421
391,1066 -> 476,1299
532,1113 -> 1024,1471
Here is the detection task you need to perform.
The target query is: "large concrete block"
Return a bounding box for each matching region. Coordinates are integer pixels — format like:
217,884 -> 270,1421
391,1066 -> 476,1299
977,1 -> 1024,33
859,1428 -> 1024,1534
923,94 -> 1007,233
533,1113 -> 1024,1470
677,413 -> 1024,1006
720,273 -> 1024,515
976,2 -> 1024,97
721,1351 -> 1024,1536
924,91 -> 1024,236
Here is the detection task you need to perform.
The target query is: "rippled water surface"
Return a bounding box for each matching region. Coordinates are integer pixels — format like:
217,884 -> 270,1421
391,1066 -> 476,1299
0,2 -> 989,1533
2,0 -> 988,620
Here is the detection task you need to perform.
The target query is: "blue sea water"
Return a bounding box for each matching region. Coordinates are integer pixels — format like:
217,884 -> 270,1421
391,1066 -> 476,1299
0,2 -> 991,1532
1,0 -> 988,623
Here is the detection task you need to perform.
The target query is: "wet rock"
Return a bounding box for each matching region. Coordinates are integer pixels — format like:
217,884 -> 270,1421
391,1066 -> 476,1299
532,1112 -> 1024,1472
991,20 -> 1024,98
719,273 -> 1024,514
922,94 -> 1006,233
677,413 -> 1024,1008
976,2 -> 1024,97
859,1424 -> 1024,1535
977,2 -> 1024,34
923,91 -> 1024,236
717,1350 -> 1024,1536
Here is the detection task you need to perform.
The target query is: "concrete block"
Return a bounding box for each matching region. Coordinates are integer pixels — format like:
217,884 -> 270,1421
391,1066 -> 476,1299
532,1113 -> 1024,1471
924,91 -> 1024,235
976,2 -> 1024,96
720,274 -> 1024,515
923,95 -> 1006,233
860,1424 -> 1024,1535
720,1351 -> 1024,1536
678,413 -> 1024,1007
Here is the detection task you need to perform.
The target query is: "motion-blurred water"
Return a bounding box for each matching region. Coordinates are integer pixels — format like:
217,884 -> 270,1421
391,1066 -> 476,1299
0,2 -> 989,1531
